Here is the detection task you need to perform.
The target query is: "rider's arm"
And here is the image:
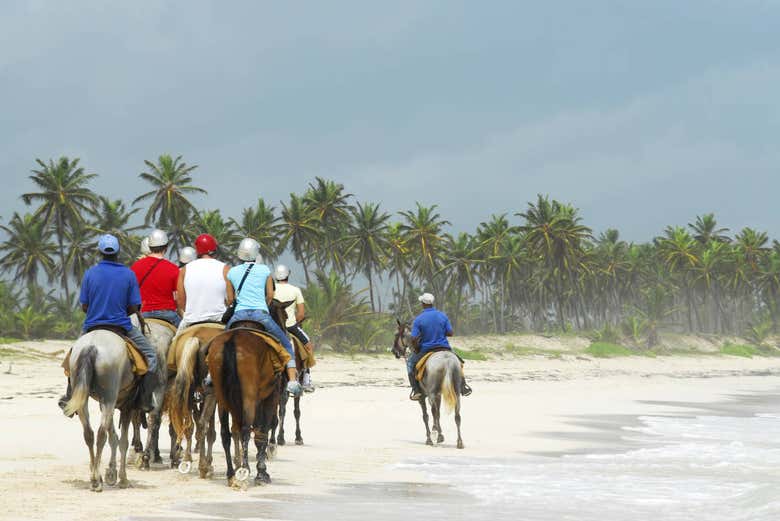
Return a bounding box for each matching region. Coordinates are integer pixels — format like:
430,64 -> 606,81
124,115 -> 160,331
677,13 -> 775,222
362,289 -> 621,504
295,303 -> 305,324
128,304 -> 146,332
445,315 -> 454,337
265,276 -> 275,307
176,266 -> 187,312
223,265 -> 234,305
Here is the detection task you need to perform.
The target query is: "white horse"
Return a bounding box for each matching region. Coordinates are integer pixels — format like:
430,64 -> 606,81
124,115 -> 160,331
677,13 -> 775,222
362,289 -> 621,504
63,330 -> 140,491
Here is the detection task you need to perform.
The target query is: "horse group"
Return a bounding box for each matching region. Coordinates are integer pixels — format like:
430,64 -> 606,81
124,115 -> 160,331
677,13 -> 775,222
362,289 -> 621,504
62,300 -> 307,491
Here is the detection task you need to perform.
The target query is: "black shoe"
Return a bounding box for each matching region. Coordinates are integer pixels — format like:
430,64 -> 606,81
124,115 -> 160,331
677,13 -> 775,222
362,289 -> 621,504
409,388 -> 423,401
137,373 -> 157,412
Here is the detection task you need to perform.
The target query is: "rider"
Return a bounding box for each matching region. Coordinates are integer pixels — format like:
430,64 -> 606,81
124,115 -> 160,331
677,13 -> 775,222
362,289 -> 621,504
178,246 -> 197,268
407,292 -> 472,401
58,234 -> 159,414
176,234 -> 230,332
138,236 -> 151,259
225,238 -> 301,396
130,229 -> 181,327
273,264 -> 314,393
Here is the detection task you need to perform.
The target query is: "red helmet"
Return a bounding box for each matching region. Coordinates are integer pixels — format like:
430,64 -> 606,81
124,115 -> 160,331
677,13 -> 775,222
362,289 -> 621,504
194,234 -> 218,256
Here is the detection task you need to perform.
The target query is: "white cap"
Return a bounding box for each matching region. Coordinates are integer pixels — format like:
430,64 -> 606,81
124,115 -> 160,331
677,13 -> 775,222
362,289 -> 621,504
418,293 -> 435,305
237,237 -> 261,261
274,264 -> 290,281
148,229 -> 169,248
140,237 -> 151,256
178,246 -> 197,264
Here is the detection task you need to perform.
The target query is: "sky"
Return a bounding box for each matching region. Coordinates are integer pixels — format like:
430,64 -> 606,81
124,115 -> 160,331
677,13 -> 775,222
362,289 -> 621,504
1,1 -> 779,243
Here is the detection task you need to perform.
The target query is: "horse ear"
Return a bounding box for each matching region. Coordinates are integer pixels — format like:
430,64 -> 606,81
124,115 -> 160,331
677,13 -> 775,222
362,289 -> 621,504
280,299 -> 295,308
395,318 -> 402,327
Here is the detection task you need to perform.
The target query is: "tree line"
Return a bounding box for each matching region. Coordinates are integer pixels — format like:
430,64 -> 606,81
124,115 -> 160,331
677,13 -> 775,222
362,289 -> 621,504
1,154 -> 779,349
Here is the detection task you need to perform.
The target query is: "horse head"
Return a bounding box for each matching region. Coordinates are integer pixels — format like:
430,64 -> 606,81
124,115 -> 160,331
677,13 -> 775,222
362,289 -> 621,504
270,299 -> 296,330
392,318 -> 412,359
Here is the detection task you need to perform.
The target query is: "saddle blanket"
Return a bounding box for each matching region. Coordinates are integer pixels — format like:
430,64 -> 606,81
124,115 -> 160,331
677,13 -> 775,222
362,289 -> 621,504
206,328 -> 292,374
62,334 -> 148,377
144,317 -> 178,335
292,335 -> 316,369
415,348 -> 463,382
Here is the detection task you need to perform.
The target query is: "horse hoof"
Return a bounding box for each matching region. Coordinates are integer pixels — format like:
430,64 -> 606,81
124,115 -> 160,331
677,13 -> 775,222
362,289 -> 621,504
254,473 -> 271,485
178,461 -> 192,474
235,467 -> 250,482
457,441 -> 465,449
426,439 -> 434,446
118,479 -> 129,489
277,438 -> 286,446
437,435 -> 445,444
91,478 -> 103,492
105,468 -> 117,486
266,445 -> 277,460
153,455 -> 163,464
295,439 -> 304,446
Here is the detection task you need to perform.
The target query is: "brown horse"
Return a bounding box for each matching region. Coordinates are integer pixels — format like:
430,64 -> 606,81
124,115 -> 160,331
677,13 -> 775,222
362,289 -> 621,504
272,335 -> 306,446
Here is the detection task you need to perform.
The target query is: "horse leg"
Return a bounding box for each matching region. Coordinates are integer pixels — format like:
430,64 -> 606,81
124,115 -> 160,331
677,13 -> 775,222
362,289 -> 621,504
93,402 -> 115,492
118,410 -> 131,488
168,422 -> 180,468
141,409 -> 159,470
419,399 -> 433,446
193,401 -> 203,453
455,394 -> 464,449
197,394 -> 217,479
105,418 -> 119,486
277,392 -> 288,446
433,394 -> 444,444
152,414 -> 163,464
255,399 -> 275,484
293,396 -> 303,445
131,412 -> 143,455
220,409 -> 235,486
78,405 -> 98,490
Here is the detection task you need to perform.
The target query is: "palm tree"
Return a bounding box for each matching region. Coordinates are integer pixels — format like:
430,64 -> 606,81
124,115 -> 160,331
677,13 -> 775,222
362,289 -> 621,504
303,177 -> 354,273
133,154 -> 206,246
344,202 -> 391,311
0,213 -> 58,286
385,222 -> 411,314
689,213 -> 730,245
191,210 -> 238,261
21,157 -> 98,299
230,198 -> 283,263
280,193 -> 320,284
657,226 -> 700,331
440,232 -> 481,329
65,218 -> 99,282
91,196 -> 143,256
399,203 -> 451,295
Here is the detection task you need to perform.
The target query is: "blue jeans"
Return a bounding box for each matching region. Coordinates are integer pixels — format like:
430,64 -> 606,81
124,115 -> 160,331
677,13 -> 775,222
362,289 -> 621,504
126,326 -> 159,373
407,350 -> 423,386
227,309 -> 296,368
142,309 -> 181,327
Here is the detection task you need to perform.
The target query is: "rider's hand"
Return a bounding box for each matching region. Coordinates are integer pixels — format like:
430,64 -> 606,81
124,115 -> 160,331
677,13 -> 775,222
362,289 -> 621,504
286,380 -> 302,397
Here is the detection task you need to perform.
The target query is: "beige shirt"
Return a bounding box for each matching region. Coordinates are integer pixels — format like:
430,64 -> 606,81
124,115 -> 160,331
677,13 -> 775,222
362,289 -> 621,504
274,282 -> 304,328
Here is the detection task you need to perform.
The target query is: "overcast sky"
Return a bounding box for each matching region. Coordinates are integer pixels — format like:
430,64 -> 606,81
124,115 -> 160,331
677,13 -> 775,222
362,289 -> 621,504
2,1 -> 779,242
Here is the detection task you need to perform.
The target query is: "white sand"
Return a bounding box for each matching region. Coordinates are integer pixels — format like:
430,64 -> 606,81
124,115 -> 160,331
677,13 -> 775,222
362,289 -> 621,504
1,345 -> 780,521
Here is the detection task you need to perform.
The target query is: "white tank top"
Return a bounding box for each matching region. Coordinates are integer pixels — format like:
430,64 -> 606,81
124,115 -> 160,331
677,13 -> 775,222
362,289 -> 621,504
183,258 -> 227,322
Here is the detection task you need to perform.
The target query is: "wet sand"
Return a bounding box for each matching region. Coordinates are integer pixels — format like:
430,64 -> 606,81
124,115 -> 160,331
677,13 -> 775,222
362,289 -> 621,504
1,342 -> 780,521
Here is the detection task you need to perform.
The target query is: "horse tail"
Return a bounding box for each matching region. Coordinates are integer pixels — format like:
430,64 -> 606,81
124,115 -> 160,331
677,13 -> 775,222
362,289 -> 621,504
170,337 -> 199,437
441,357 -> 459,413
221,334 -> 243,427
64,345 -> 97,417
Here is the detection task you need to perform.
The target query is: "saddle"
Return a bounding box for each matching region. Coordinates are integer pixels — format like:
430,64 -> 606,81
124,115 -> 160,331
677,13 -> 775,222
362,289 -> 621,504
144,317 -> 178,334
229,319 -> 265,331
62,327 -> 148,377
415,347 -> 462,382
206,327 -> 292,374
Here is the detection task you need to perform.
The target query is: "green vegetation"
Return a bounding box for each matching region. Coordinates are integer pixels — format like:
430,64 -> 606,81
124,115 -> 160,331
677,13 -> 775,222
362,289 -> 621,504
719,343 -> 759,358
3,154 -> 780,351
454,348 -> 488,361
585,342 -> 634,358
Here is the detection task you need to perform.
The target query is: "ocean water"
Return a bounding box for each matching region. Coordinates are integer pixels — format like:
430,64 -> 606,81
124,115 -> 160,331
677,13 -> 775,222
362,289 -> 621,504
398,412 -> 780,521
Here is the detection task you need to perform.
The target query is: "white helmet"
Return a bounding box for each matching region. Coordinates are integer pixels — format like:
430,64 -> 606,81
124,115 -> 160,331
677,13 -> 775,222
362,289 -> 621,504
178,246 -> 197,265
148,229 -> 169,248
140,236 -> 151,256
236,237 -> 261,261
274,264 -> 290,281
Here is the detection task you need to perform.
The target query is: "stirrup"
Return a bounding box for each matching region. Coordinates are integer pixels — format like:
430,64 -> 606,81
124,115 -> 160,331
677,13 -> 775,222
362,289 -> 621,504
409,389 -> 423,401
461,382 -> 472,396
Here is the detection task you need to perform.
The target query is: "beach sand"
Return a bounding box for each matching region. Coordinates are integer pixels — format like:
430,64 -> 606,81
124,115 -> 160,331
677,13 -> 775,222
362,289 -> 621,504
1,341 -> 780,521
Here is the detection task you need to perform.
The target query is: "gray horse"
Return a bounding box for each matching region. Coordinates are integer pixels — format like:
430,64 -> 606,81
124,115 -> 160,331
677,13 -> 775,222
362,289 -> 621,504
393,322 -> 464,449
63,330 -> 141,491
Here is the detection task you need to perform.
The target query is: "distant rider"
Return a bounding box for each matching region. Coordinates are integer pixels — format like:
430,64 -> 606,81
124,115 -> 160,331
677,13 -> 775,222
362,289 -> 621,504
58,234 -> 159,414
273,264 -> 315,392
176,234 -> 230,332
138,236 -> 151,259
225,238 -> 301,396
130,229 -> 181,327
177,246 -> 197,268
407,293 -> 472,401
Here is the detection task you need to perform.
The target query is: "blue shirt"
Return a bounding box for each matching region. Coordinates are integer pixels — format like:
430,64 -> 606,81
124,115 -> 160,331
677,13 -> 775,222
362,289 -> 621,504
411,307 -> 453,353
227,262 -> 272,313
80,260 -> 141,332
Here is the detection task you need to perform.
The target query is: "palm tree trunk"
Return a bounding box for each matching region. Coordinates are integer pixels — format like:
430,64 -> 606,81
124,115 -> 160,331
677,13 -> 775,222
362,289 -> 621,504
367,265 -> 376,312
57,213 -> 70,301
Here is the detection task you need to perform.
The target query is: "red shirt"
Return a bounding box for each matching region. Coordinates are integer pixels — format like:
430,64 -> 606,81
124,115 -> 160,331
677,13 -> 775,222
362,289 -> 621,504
130,256 -> 180,312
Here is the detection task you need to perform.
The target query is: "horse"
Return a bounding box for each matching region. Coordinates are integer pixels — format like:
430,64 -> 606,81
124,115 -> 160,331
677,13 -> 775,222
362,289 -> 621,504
273,334 -> 306,446
62,330 -> 146,491
393,320 -> 464,449
166,323 -> 224,471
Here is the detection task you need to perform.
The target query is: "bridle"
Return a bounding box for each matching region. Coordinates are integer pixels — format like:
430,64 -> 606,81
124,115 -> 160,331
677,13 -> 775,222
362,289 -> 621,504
392,319 -> 411,359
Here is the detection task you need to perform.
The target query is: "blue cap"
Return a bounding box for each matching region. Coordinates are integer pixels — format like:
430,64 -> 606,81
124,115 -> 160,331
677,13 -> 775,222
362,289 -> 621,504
98,234 -> 120,254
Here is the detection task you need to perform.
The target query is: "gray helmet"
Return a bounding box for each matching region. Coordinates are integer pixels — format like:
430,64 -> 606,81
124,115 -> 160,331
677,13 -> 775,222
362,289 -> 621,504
148,229 -> 169,248
236,237 -> 261,261
178,246 -> 197,264
140,236 -> 151,256
274,264 -> 290,281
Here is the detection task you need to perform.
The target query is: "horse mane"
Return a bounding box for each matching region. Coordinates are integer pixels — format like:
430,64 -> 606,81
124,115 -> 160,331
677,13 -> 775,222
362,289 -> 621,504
221,334 -> 244,427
